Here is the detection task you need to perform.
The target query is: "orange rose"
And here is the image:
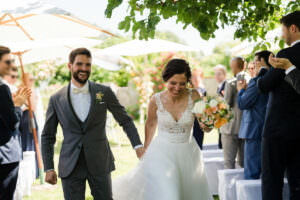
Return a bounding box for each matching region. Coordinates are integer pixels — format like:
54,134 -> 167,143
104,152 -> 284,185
218,103 -> 227,110
215,118 -> 228,129
205,108 -> 213,115
211,107 -> 218,113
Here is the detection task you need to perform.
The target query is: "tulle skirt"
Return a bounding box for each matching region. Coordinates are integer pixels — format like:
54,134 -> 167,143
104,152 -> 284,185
112,135 -> 212,200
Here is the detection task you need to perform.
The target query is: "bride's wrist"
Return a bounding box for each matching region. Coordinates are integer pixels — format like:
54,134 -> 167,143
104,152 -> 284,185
144,144 -> 149,150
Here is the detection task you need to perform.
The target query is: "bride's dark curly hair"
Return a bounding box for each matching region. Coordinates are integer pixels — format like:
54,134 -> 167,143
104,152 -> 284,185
162,59 -> 191,83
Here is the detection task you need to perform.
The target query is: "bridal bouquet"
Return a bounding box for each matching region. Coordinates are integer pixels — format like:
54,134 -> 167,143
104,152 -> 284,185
192,96 -> 233,129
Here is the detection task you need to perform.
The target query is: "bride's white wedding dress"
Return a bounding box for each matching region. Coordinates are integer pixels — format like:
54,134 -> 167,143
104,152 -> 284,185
113,90 -> 211,200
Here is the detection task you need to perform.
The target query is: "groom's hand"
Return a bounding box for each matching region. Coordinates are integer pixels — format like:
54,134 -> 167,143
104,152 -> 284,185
45,170 -> 57,185
135,147 -> 145,159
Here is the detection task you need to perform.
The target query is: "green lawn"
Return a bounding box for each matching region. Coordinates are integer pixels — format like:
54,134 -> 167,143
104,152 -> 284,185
24,122 -> 220,200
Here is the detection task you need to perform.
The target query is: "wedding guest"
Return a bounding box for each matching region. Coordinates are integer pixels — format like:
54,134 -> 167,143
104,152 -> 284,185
19,73 -> 40,179
0,46 -> 31,200
220,57 -> 250,169
237,51 -> 272,180
3,64 -> 18,93
257,11 -> 300,200
214,64 -> 227,149
269,56 -> 300,94
247,61 -> 256,78
191,68 -> 206,149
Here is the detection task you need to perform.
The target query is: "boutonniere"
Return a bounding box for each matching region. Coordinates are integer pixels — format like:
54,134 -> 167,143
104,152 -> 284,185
96,92 -> 104,102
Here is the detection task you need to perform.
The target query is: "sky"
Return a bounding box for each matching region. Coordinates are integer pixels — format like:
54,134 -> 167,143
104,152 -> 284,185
2,0 -> 237,55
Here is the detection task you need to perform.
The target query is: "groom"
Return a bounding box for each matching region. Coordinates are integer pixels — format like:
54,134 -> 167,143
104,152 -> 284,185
41,48 -> 144,200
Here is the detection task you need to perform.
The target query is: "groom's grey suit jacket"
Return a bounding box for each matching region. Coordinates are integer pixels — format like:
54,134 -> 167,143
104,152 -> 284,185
42,81 -> 142,178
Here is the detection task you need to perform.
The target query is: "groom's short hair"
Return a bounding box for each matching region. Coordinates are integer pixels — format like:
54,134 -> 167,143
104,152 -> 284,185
280,11 -> 300,30
69,48 -> 92,64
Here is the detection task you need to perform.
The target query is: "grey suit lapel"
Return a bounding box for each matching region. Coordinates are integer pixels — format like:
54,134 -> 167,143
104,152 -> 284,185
83,81 -> 98,130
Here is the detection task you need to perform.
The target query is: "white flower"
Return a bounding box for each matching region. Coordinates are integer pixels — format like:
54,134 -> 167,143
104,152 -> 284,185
209,99 -> 218,108
193,101 -> 206,114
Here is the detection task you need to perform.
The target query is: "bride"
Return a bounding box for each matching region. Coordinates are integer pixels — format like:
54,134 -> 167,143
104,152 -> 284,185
113,59 -> 212,200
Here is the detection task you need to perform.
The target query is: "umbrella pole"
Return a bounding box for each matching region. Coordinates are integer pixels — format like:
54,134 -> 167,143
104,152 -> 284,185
16,53 -> 44,184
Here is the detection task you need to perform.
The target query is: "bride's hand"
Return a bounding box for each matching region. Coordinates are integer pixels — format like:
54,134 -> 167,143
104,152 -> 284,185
199,122 -> 212,133
135,147 -> 146,159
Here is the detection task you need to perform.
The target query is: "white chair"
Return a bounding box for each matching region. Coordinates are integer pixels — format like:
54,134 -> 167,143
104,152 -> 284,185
236,179 -> 290,200
202,149 -> 223,159
203,144 -> 219,150
14,151 -> 36,199
204,157 -> 225,195
218,168 -> 244,200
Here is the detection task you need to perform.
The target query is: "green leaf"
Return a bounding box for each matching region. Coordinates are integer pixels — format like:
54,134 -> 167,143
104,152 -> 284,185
266,42 -> 271,49
261,44 -> 267,50
279,39 -> 285,49
104,0 -> 290,42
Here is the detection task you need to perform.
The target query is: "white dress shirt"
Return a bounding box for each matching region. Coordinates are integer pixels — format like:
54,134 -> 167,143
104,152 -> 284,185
291,40 -> 300,47
70,81 -> 142,150
70,81 -> 91,122
286,66 -> 296,75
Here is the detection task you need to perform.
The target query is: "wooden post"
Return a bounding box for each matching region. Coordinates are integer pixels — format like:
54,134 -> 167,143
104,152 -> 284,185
15,52 -> 44,184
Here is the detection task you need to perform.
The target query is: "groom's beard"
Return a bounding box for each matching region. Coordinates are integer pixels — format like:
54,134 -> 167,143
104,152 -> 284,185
72,70 -> 90,84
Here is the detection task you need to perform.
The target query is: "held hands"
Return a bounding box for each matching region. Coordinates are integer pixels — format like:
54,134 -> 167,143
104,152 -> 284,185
45,170 -> 58,185
237,80 -> 247,92
135,147 -> 146,159
13,87 -> 31,107
269,54 -> 293,70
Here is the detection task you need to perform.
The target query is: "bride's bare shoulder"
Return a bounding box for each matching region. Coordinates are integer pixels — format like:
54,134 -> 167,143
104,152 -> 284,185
149,93 -> 159,109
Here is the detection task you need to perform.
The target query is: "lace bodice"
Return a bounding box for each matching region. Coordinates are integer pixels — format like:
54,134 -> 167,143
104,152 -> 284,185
155,90 -> 195,143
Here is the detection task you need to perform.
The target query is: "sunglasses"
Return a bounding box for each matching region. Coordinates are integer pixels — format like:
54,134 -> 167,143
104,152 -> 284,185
4,59 -> 14,65
11,75 -> 19,79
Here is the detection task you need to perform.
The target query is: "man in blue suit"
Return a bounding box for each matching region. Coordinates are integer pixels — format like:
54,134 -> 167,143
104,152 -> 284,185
0,46 -> 31,200
237,50 -> 272,180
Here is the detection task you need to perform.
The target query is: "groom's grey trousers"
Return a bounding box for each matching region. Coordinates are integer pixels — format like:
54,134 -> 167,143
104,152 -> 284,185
61,149 -> 113,200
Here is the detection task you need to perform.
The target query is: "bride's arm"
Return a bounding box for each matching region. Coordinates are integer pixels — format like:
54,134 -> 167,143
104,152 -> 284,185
191,89 -> 212,132
144,95 -> 158,150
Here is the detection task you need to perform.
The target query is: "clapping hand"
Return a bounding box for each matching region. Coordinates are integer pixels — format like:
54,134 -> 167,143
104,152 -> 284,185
237,80 -> 247,92
13,87 -> 31,107
269,54 -> 293,70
